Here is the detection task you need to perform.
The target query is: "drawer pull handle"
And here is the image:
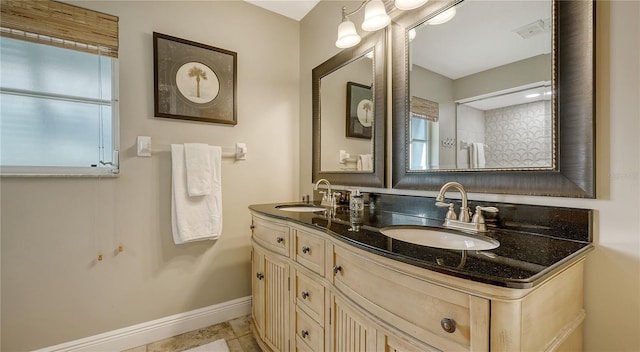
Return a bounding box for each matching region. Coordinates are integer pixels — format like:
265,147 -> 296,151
302,246 -> 310,254
256,272 -> 264,280
301,291 -> 310,299
441,318 -> 456,333
276,237 -> 284,243
333,265 -> 342,274
301,330 -> 309,338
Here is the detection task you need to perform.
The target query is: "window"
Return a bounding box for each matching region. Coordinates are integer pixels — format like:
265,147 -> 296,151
410,117 -> 430,170
0,0 -> 119,176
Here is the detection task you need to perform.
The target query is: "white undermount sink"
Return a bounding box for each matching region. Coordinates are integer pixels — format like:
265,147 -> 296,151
275,204 -> 327,212
380,226 -> 500,251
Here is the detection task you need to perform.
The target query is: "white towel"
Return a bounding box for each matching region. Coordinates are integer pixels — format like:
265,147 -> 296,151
357,154 -> 373,171
184,143 -> 213,196
171,144 -> 222,244
470,143 -> 486,168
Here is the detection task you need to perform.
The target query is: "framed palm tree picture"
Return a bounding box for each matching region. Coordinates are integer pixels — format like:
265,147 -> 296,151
346,82 -> 373,139
153,32 -> 237,125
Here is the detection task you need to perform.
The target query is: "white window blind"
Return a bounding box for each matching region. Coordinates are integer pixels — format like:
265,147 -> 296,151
0,0 -> 119,176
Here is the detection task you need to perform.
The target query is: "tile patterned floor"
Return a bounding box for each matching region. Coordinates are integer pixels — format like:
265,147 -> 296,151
122,315 -> 260,352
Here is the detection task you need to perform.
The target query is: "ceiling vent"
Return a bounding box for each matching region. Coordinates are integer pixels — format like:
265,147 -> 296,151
513,18 -> 551,39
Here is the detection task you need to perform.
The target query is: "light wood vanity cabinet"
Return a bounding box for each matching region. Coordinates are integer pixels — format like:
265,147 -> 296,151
251,212 -> 586,352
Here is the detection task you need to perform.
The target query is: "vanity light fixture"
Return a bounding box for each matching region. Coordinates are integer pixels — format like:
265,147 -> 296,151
336,0 -> 428,48
426,6 -> 456,25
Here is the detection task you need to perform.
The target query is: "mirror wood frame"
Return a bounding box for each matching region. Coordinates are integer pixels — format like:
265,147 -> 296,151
391,0 -> 594,198
312,30 -> 386,187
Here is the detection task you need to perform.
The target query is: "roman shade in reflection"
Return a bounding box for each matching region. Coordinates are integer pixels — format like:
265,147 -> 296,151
0,0 -> 119,57
411,96 -> 439,122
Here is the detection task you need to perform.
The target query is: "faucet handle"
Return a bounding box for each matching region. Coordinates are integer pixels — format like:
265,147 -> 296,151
472,206 -> 499,224
436,202 -> 457,220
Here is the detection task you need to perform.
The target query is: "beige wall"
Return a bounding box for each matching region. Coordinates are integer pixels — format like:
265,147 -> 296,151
0,1 -> 300,351
300,0 -> 639,351
1,0 -> 638,351
453,54 -> 552,101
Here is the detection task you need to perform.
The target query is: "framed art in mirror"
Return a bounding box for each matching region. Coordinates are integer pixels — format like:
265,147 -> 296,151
153,32 -> 237,125
391,0 -> 594,197
346,82 -> 373,139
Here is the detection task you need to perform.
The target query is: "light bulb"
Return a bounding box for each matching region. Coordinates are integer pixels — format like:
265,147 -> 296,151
427,6 -> 456,25
362,0 -> 391,32
336,20 -> 361,48
395,0 -> 429,11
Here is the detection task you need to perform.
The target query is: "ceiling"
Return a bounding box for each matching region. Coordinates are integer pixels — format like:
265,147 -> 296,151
246,0 -> 553,109
244,0 -> 320,21
411,0 -> 552,79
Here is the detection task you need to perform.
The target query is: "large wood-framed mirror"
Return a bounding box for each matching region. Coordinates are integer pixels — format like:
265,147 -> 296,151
312,29 -> 386,187
392,0 -> 594,197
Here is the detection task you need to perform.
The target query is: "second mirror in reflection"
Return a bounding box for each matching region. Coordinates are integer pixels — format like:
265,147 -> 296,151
320,50 -> 375,173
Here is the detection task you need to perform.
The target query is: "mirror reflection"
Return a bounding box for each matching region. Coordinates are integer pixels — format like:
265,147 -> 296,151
408,0 -> 553,171
320,51 -> 375,172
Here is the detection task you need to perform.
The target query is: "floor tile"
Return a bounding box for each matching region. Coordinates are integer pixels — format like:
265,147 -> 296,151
228,315 -> 252,338
238,334 -> 261,352
226,338 -> 244,352
146,322 -> 236,352
120,316 -> 258,352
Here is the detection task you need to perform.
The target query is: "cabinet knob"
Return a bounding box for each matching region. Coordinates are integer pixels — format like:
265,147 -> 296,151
276,236 -> 284,243
301,291 -> 310,299
333,265 -> 342,275
250,225 -> 255,230
256,272 -> 264,280
441,318 -> 456,333
302,246 -> 310,254
301,330 -> 309,338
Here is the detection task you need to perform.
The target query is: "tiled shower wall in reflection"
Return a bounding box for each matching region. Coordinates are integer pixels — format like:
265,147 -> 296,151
484,100 -> 552,168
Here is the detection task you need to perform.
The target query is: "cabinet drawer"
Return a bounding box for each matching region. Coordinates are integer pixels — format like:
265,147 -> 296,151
332,245 -> 489,351
252,216 -> 289,256
295,270 -> 325,324
294,228 -> 325,275
296,307 -> 324,352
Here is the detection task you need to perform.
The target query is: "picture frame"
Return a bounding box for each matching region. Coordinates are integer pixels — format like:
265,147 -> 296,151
153,32 -> 237,125
345,82 -> 373,139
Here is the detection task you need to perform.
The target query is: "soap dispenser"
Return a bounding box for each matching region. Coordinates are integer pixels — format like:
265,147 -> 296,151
349,189 -> 364,232
349,189 -> 364,213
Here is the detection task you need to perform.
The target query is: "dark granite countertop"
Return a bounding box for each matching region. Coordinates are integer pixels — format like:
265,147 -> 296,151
250,197 -> 593,289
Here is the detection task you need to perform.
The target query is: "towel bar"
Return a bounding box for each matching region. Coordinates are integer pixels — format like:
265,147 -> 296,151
136,136 -> 247,160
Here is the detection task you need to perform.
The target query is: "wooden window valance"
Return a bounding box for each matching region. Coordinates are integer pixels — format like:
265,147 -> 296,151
411,96 -> 439,122
0,0 -> 118,57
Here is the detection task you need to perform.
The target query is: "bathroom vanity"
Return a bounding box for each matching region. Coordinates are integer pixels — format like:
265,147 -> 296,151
249,196 -> 592,352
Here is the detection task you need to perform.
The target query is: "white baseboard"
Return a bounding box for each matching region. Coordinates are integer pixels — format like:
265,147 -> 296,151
36,296 -> 252,352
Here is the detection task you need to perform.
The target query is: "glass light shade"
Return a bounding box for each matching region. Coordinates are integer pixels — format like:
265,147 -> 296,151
336,20 -> 361,48
394,0 -> 429,10
362,0 -> 391,32
408,28 -> 417,41
427,6 -> 456,25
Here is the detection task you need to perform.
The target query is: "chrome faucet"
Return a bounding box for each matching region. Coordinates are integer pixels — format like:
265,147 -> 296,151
435,181 -> 498,233
314,178 -> 338,208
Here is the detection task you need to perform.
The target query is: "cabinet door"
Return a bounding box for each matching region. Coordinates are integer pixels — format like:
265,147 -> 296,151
252,246 -> 290,352
330,294 -> 377,352
264,251 -> 290,352
252,247 -> 266,338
